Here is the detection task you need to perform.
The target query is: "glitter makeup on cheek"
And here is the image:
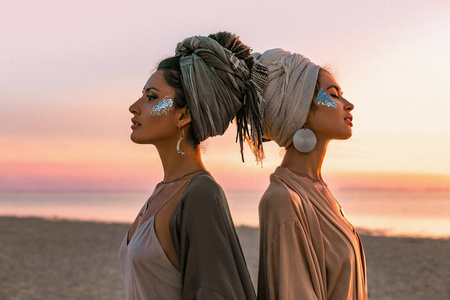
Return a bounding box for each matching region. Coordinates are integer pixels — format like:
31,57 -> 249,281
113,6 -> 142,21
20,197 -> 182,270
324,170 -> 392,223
317,88 -> 337,109
149,95 -> 174,117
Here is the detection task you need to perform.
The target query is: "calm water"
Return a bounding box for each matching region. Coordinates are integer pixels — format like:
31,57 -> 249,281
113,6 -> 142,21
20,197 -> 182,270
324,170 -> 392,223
1,190 -> 449,238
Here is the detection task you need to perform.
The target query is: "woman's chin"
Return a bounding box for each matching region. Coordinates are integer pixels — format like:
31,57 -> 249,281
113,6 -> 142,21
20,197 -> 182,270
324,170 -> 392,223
344,131 -> 353,140
130,134 -> 147,144
335,131 -> 353,140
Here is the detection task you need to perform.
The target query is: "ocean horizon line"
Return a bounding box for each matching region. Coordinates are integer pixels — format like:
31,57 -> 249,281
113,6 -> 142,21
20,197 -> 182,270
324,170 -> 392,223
2,189 -> 449,239
1,186 -> 449,193
1,215 -> 449,241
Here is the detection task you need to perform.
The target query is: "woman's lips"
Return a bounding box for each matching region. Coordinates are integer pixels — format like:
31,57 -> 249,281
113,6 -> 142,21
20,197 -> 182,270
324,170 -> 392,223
344,115 -> 353,126
131,118 -> 141,129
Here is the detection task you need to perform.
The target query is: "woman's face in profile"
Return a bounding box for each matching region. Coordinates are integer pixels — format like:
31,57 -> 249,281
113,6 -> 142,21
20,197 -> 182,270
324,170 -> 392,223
129,70 -> 179,145
307,71 -> 354,140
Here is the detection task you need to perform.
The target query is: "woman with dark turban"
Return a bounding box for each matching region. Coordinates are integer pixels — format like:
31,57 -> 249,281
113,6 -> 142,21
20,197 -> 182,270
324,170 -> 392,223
254,49 -> 368,300
119,32 -> 264,300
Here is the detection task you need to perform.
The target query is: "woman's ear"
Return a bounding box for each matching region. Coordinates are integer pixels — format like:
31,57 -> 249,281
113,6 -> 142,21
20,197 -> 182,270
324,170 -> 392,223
176,107 -> 191,128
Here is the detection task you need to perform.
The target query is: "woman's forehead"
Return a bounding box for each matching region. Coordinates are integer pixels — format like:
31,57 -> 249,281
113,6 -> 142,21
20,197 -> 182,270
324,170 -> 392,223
319,72 -> 340,91
142,70 -> 171,93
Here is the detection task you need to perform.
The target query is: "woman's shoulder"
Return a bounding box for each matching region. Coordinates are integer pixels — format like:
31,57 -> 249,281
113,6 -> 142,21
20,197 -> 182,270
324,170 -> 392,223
185,172 -> 221,195
180,172 -> 224,208
260,175 -> 305,205
260,181 -> 292,206
259,180 -> 302,221
173,172 -> 233,232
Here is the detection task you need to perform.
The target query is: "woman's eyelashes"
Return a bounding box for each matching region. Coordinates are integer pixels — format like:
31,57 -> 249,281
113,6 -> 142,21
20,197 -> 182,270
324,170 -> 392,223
147,94 -> 158,101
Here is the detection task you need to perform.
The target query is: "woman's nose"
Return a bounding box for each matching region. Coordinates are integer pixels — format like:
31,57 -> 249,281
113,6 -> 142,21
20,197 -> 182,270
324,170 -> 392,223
344,98 -> 354,112
129,99 -> 140,114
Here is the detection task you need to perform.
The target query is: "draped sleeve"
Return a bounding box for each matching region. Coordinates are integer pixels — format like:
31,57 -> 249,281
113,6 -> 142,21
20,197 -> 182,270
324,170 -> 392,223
170,173 -> 256,300
258,179 -> 327,300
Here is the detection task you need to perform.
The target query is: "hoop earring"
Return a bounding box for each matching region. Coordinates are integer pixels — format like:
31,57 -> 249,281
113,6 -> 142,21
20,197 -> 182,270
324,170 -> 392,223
292,126 -> 316,153
177,126 -> 185,155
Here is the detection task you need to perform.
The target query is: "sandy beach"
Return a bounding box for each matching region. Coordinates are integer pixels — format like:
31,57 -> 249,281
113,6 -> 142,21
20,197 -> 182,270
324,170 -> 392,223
0,216 -> 448,299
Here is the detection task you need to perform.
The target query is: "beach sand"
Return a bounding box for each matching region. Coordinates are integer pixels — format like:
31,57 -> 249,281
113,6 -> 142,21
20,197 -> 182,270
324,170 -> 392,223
0,216 -> 448,299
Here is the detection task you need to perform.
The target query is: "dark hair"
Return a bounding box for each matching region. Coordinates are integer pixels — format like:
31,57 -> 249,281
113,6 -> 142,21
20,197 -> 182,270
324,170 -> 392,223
157,32 -> 254,148
157,56 -> 200,146
310,67 -> 332,112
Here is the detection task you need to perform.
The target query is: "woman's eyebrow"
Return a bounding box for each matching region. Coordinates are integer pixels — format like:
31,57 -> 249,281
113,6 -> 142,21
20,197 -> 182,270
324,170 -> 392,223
142,87 -> 160,93
327,85 -> 342,94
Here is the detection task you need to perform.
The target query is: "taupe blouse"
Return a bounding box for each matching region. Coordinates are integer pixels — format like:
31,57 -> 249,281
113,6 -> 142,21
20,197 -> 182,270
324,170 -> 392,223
258,167 -> 368,300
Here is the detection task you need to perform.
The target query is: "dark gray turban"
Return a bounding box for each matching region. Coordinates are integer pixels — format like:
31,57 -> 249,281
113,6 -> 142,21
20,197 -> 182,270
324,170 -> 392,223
175,35 -> 265,162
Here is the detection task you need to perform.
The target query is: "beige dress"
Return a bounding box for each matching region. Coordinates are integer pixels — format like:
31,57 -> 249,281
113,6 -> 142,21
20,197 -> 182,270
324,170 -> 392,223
119,183 -> 183,300
258,167 -> 368,300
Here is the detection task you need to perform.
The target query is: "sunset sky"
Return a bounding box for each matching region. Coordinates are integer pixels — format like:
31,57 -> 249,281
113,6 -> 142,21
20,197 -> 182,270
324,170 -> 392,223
1,0 -> 449,192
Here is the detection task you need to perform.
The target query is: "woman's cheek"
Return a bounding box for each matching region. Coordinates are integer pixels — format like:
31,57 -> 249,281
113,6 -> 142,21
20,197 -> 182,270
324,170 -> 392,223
317,88 -> 337,109
149,95 -> 174,117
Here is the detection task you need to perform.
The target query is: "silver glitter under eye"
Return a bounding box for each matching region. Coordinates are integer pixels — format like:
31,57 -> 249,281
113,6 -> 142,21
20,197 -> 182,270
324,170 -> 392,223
317,88 -> 337,109
149,95 -> 174,116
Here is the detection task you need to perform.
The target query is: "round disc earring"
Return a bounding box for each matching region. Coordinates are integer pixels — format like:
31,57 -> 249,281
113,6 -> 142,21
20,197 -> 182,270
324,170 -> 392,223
292,127 -> 316,153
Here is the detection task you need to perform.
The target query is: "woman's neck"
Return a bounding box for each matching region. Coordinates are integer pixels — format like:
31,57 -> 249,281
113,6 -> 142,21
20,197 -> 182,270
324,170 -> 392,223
156,141 -> 206,183
280,138 -> 329,181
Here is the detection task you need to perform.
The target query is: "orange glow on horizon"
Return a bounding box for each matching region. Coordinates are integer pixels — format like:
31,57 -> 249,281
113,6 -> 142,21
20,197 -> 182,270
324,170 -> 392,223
1,128 -> 450,192
2,156 -> 449,192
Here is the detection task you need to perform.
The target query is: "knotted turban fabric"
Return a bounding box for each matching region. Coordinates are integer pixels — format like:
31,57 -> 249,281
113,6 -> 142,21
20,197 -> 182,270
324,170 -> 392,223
253,48 -> 320,148
176,36 -> 251,142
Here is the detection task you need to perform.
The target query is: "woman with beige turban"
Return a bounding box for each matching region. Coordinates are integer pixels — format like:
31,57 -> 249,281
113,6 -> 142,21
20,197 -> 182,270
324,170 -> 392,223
119,32 -> 263,300
254,49 -> 368,300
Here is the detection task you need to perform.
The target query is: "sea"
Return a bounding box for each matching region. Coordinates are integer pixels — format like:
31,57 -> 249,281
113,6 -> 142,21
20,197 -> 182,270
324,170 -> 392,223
1,189 -> 449,239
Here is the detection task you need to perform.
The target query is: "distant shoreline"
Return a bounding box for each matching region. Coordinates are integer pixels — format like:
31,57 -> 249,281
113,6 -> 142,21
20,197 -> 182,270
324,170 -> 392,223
1,214 -> 448,240
1,187 -> 450,193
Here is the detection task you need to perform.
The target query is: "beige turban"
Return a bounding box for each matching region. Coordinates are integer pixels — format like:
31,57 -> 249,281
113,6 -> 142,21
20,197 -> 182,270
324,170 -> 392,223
253,48 -> 320,148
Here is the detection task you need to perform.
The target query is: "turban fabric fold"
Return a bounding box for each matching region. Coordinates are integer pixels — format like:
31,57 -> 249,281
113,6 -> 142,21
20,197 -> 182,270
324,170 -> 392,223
176,36 -> 264,162
253,48 -> 320,148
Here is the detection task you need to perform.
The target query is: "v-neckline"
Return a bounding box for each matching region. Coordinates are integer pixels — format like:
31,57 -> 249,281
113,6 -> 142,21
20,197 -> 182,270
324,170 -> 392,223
125,173 -> 205,246
277,167 -> 358,248
126,215 -> 154,246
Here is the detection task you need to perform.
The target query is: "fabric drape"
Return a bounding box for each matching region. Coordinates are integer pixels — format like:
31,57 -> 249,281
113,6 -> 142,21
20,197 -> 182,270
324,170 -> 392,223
258,167 -> 368,300
175,35 -> 264,162
170,172 -> 257,300
253,49 -> 320,148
